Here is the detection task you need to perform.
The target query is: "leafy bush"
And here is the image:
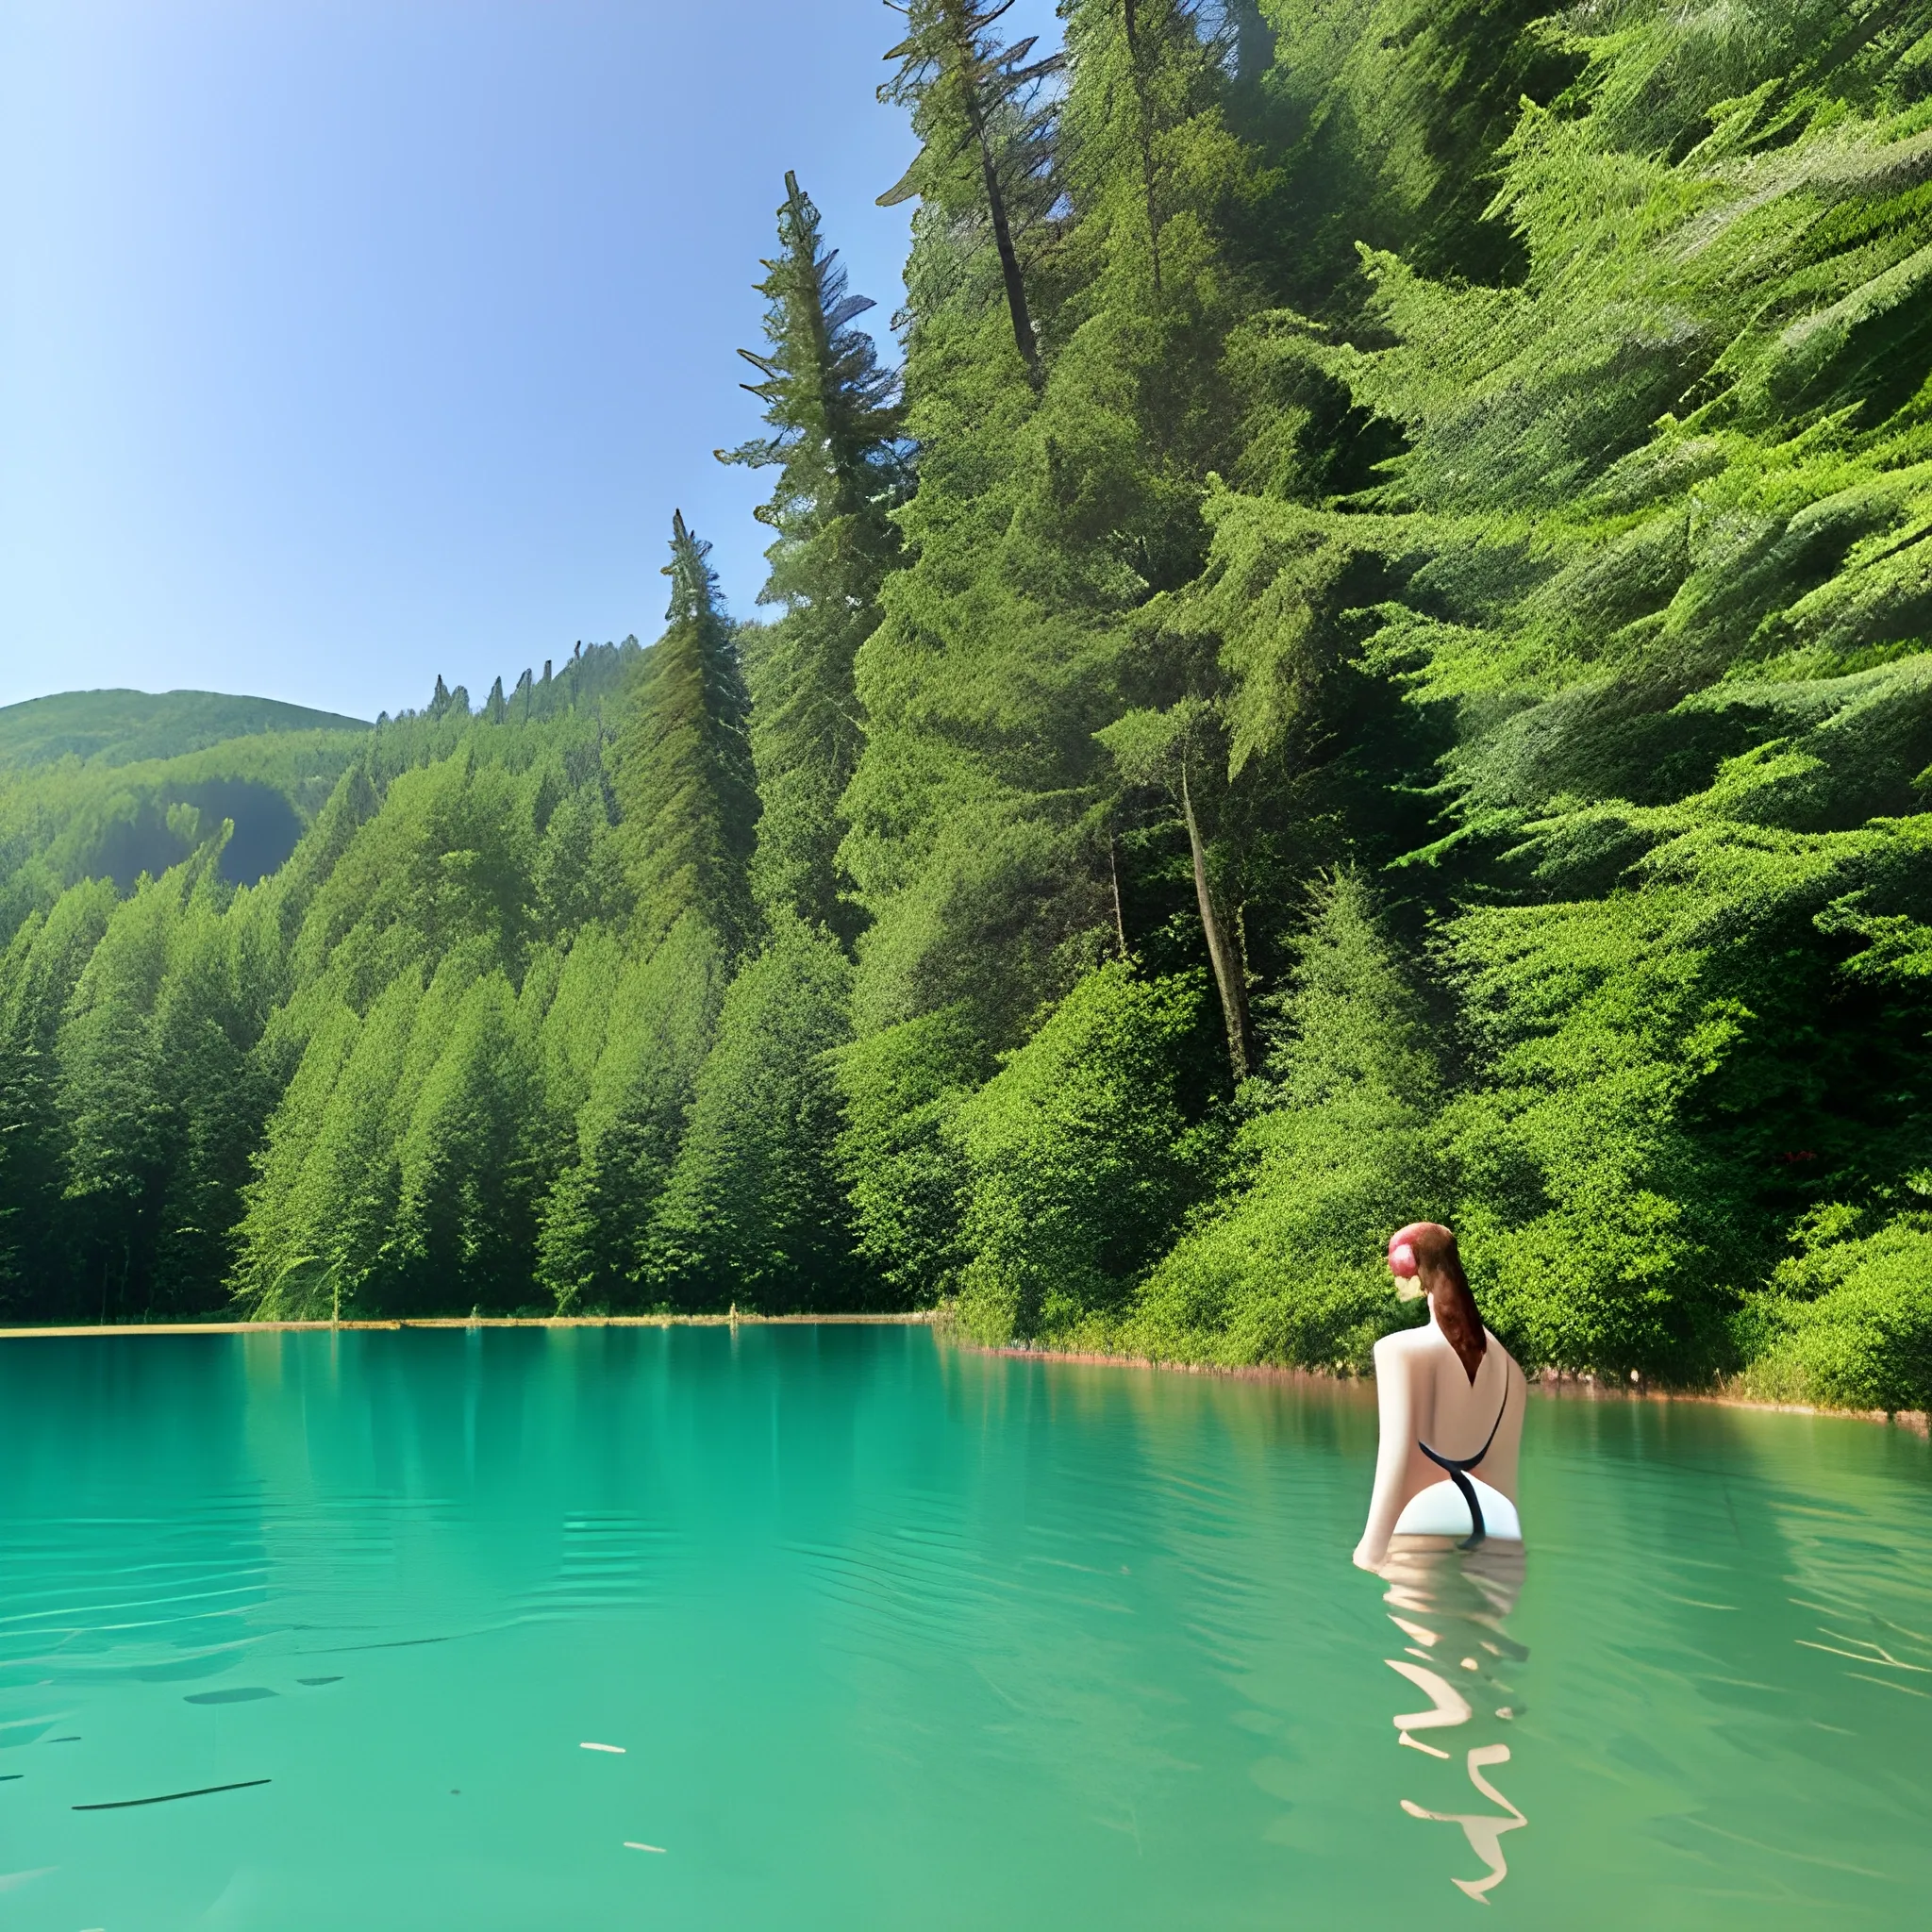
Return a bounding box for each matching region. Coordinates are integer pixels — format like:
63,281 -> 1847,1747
1739,1210 -> 1932,1413
832,1003 -> 990,1307
1125,870 -> 1439,1368
953,964 -> 1220,1345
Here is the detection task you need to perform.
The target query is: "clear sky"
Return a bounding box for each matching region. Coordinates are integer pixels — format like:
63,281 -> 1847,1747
0,0 -> 1056,722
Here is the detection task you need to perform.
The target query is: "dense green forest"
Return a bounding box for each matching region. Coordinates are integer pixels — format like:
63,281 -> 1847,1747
4,0 -> 1930,1410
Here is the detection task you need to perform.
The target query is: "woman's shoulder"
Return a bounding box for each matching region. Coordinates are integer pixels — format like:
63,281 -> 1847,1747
1374,1324 -> 1437,1359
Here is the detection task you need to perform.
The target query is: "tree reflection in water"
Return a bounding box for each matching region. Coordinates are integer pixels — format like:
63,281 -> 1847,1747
1375,1543 -> 1529,1902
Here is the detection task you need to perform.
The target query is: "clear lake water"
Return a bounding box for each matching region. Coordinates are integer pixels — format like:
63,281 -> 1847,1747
1,1324 -> 1927,1927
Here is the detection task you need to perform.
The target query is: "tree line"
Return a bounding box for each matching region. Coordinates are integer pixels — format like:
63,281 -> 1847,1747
3,0 -> 1929,1411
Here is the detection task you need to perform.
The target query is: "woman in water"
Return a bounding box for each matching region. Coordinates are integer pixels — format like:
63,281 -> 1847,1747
1354,1223 -> 1526,1571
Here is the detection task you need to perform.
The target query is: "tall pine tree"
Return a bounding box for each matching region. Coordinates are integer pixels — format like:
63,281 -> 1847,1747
845,0 -> 1279,1058
609,513 -> 760,958
878,0 -> 1066,385
535,914 -> 728,1313
643,913 -> 858,1311
720,173 -> 907,944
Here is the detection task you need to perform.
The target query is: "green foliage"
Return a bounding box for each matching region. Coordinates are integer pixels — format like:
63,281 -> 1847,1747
644,915 -> 859,1309
0,688 -> 367,770
1252,0 -> 1583,301
952,962 -> 1219,1344
0,880 -> 117,1311
58,849 -> 275,1320
833,1003 -> 991,1305
839,0 -> 1932,1402
847,0 -> 1279,1051
1437,888 -> 1740,1378
235,969 -> 426,1320
386,968 -> 541,1311
6,0 -> 1931,1406
1127,869 -> 1439,1366
609,515 -> 760,958
232,646 -> 723,1322
286,752 -> 539,1002
3,635 -> 746,1323
0,729 -> 371,945
1739,1208 -> 1932,1413
535,915 -> 728,1313
880,0 -> 1066,382
721,172 -> 907,941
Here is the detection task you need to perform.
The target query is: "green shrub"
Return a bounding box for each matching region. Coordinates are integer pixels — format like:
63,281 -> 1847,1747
954,964 -> 1219,1345
1124,870 -> 1439,1369
1739,1211 -> 1932,1413
832,1003 -> 989,1307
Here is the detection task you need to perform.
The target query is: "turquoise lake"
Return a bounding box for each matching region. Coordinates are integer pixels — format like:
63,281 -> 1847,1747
1,1324 -> 1928,1927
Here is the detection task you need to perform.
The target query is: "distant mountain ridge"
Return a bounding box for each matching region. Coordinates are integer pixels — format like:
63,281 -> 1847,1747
0,688 -> 371,770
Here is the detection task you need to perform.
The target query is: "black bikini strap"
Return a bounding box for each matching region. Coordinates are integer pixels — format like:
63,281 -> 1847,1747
1417,1374 -> 1510,1551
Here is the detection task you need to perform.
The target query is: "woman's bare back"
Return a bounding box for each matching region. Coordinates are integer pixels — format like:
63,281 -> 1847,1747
1354,1225 -> 1526,1571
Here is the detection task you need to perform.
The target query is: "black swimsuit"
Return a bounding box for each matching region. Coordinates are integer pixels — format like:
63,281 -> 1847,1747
1417,1373 -> 1510,1551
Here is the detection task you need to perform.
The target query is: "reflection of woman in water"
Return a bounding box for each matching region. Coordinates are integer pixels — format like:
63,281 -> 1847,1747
1354,1223 -> 1526,1572
1377,1544 -> 1530,1902
1356,1223 -> 1534,1900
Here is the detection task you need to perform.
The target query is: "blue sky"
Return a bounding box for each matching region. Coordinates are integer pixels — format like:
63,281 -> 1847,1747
0,0 -> 1056,722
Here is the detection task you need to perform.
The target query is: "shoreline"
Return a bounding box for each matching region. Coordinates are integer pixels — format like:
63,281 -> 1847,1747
976,1341 -> 1932,1437
1,1314 -> 1920,1437
0,1311 -> 938,1339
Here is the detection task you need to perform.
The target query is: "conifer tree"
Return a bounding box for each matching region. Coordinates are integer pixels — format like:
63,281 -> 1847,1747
609,513 -> 760,958
57,871 -> 184,1321
536,913 -> 727,1311
0,881 -> 116,1314
145,888 -> 276,1312
879,0 -> 1065,383
833,1002 -> 990,1304
721,173 -> 907,942
57,848 -> 271,1321
642,913 -> 858,1309
390,968 -> 539,1311
232,975 -> 418,1320
1097,698 -> 1253,1079
953,960 -> 1213,1343
846,0 -> 1271,1052
1129,869 -> 1441,1366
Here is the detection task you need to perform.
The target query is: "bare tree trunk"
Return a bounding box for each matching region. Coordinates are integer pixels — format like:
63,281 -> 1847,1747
1180,764 -> 1253,1083
1108,831 -> 1129,958
959,82 -> 1041,383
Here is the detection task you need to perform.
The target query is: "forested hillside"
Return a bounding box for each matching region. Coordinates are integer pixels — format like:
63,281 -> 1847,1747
0,690 -> 372,926
4,0 -> 1929,1412
0,689 -> 369,771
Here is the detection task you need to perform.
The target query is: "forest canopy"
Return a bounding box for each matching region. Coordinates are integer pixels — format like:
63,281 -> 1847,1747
4,0 -> 1930,1414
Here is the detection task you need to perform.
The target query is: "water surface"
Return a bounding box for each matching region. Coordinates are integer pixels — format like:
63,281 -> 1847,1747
1,1325 -> 1926,1926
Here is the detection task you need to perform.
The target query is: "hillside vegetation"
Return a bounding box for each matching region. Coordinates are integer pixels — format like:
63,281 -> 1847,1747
3,0 -> 1929,1414
0,689 -> 374,921
0,688 -> 369,771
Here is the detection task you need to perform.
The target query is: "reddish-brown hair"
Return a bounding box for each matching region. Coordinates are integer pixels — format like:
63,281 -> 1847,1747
1392,1222 -> 1485,1384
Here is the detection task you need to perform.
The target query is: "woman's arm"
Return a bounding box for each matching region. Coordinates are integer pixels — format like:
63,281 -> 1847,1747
1353,1337 -> 1415,1571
